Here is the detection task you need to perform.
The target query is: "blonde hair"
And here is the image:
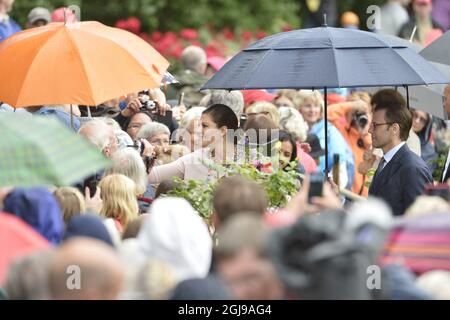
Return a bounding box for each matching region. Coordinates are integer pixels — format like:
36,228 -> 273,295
106,148 -> 147,195
246,101 -> 280,126
275,89 -> 298,105
348,91 -> 371,106
278,107 -> 309,142
295,90 -> 324,118
99,174 -> 139,228
53,187 -> 86,223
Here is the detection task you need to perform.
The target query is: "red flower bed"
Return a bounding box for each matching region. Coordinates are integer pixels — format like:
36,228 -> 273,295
114,17 -> 289,70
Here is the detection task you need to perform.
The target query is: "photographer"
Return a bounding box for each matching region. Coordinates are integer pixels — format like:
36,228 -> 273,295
136,122 -> 171,158
326,94 -> 372,196
114,88 -> 178,134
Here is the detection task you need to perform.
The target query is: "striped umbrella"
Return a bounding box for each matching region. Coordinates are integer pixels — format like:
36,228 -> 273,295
382,212 -> 450,274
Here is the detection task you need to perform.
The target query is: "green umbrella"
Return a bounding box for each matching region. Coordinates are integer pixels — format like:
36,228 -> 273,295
0,112 -> 110,187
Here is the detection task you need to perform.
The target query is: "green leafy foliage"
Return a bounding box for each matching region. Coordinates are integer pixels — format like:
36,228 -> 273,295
432,147 -> 449,181
167,158 -> 301,221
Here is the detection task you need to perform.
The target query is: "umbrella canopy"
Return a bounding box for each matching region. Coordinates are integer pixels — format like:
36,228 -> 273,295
0,213 -> 50,284
363,85 -> 446,120
0,112 -> 110,188
420,31 -> 450,116
420,31 -> 450,68
0,21 -> 170,108
382,212 -> 450,275
203,27 -> 448,90
373,35 -> 449,120
162,71 -> 179,86
203,27 -> 448,175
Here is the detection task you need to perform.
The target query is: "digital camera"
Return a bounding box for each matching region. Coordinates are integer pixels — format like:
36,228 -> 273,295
130,139 -> 145,156
138,90 -> 157,111
353,111 -> 369,129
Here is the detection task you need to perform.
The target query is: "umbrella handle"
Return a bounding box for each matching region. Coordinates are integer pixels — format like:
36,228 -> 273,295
70,104 -> 74,129
324,87 -> 329,176
409,26 -> 417,43
405,86 -> 410,109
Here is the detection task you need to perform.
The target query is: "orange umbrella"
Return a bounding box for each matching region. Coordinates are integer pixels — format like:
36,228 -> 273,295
0,21 -> 170,108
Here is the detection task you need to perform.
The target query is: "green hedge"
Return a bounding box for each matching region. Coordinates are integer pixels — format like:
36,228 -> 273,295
11,0 -> 387,33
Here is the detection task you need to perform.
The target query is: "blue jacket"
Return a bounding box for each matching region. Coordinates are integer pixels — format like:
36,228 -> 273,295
0,17 -> 21,42
310,120 -> 355,188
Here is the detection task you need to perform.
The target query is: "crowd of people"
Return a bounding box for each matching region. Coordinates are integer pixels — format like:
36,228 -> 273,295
1,0 -> 450,300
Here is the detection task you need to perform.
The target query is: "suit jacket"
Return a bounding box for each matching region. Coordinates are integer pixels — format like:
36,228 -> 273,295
369,144 -> 433,216
440,150 -> 450,183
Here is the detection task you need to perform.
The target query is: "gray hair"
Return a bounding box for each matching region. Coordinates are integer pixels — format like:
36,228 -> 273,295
99,117 -> 133,150
200,90 -> 244,118
278,107 -> 309,142
4,250 -> 54,300
181,46 -> 207,73
136,122 -> 170,141
105,148 -> 147,194
78,119 -> 111,151
180,107 -> 206,129
100,117 -> 121,132
174,107 -> 205,146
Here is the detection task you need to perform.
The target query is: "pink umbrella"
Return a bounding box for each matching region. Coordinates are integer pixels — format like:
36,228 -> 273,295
0,213 -> 49,284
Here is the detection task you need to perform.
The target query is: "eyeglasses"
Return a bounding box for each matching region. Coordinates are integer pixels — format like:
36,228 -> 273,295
370,122 -> 393,129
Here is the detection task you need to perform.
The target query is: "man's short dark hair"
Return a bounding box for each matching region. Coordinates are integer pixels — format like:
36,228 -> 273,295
213,176 -> 268,223
371,89 -> 412,141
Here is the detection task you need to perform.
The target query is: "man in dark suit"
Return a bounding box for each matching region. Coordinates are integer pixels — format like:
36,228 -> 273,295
440,85 -> 450,183
368,89 -> 433,216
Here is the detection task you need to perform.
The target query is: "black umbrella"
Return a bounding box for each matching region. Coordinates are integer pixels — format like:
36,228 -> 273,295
202,26 -> 448,175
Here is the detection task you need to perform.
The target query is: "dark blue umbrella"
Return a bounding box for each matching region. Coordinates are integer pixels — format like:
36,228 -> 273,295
203,26 -> 449,175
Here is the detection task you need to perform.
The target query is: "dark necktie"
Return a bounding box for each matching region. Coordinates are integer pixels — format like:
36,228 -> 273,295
374,157 -> 386,180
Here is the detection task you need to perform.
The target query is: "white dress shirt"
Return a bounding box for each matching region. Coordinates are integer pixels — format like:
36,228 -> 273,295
382,142 -> 406,167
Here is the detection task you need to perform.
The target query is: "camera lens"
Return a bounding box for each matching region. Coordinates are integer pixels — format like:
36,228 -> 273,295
133,140 -> 144,156
354,112 -> 368,129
